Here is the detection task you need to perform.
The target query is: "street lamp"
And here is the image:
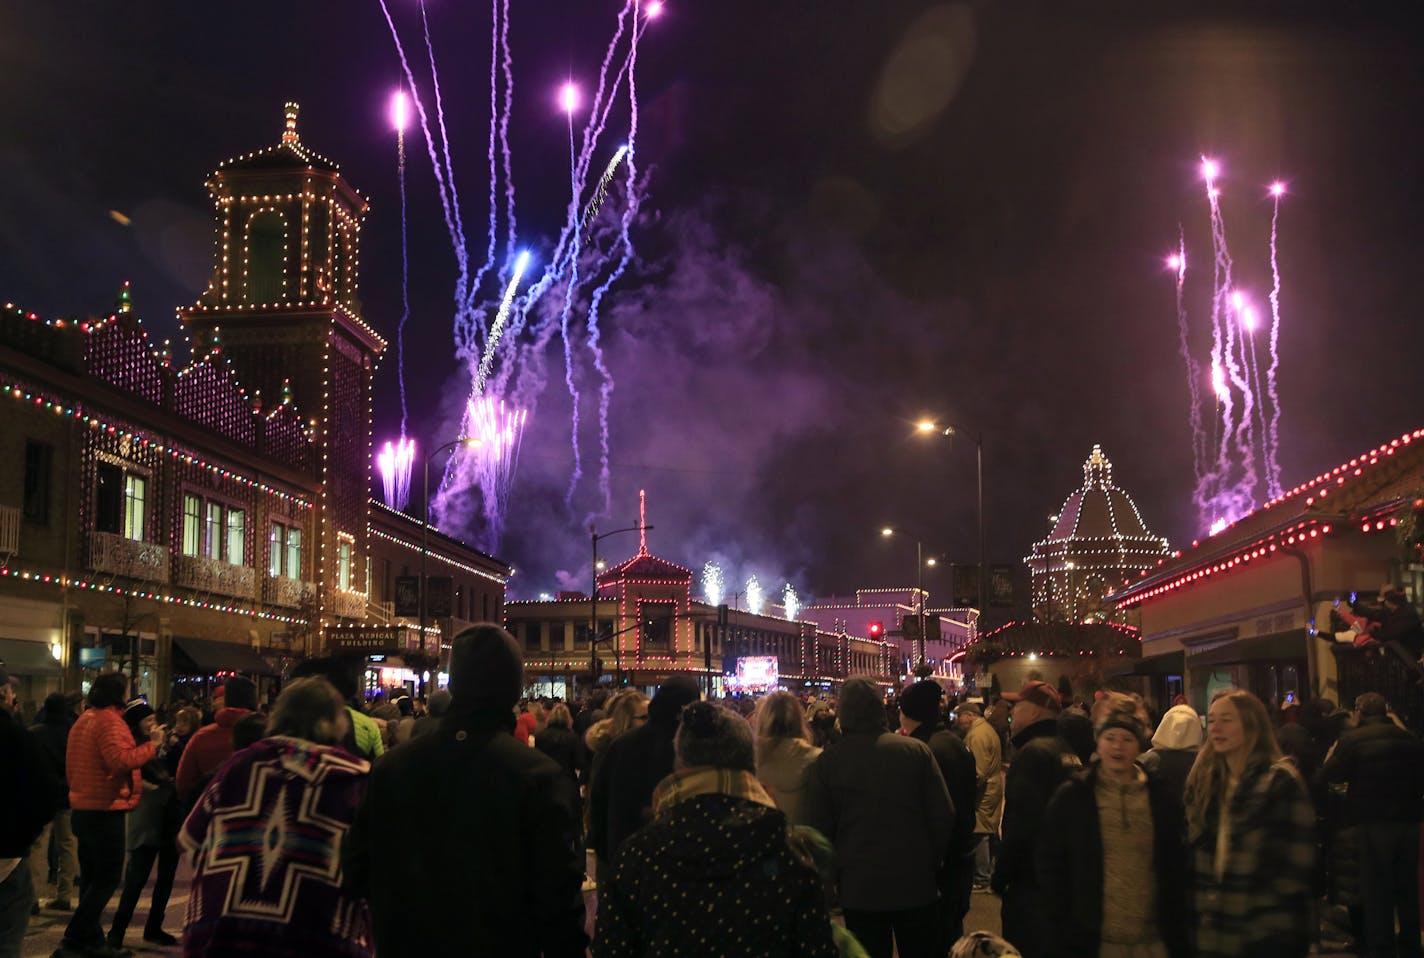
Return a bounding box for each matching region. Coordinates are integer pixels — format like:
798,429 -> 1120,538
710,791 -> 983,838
421,436 -> 480,696
590,524 -> 652,688
915,421 -> 986,619
881,527 -> 934,671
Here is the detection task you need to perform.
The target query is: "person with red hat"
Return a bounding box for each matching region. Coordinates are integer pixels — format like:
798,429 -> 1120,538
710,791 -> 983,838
991,680 -> 1079,958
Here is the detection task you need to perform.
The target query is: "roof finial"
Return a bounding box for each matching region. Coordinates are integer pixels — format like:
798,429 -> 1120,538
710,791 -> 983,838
282,102 -> 300,146
638,488 -> 649,556
1083,444 -> 1112,488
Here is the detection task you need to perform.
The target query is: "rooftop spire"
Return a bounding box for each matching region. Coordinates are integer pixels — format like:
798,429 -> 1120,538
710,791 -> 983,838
638,488 -> 649,556
1083,444 -> 1113,488
281,101 -> 300,146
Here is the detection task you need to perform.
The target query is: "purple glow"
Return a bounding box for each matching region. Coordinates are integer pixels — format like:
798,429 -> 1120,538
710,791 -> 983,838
559,81 -> 580,115
647,0 -> 664,17
1201,157 -> 1219,184
1269,181 -> 1287,198
1166,253 -> 1182,271
377,437 -> 417,512
390,90 -> 409,132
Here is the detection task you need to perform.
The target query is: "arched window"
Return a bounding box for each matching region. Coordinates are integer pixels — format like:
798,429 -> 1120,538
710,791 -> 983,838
246,211 -> 287,304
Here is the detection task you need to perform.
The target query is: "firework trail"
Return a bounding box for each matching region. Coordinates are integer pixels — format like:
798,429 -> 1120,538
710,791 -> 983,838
377,0 -> 658,548
465,396 -> 528,532
1265,182 -> 1287,498
746,575 -> 764,616
377,438 -> 416,513
1167,234 -> 1204,482
392,89 -> 412,438
1173,158 -> 1289,534
782,584 -> 801,622
702,561 -> 725,607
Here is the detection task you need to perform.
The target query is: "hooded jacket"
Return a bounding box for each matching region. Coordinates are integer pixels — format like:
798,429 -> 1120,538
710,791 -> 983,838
174,706 -> 253,801
1140,704 -> 1202,804
755,737 -> 822,827
593,792 -> 837,958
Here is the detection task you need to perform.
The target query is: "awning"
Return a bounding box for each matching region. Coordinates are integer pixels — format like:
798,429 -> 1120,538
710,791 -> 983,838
1103,650 -> 1185,679
1187,630 -> 1307,670
172,636 -> 278,676
0,637 -> 62,676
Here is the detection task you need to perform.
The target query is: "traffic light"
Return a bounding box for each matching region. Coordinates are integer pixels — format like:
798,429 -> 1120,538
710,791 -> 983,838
867,621 -> 884,639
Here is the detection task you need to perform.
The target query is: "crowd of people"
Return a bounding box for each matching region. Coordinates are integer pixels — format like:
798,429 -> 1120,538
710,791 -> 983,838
4,627 -> 1424,958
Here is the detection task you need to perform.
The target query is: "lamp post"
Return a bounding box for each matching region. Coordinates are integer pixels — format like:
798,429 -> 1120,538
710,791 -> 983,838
590,524 -> 651,689
881,527 -> 934,671
916,421 -> 986,619
421,437 -> 480,697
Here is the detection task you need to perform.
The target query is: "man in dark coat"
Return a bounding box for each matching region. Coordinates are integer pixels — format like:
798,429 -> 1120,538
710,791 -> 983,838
343,624 -> 587,958
1320,692 -> 1424,958
897,679 -> 977,949
28,691 -> 77,911
806,677 -> 955,958
586,675 -> 701,875
991,680 -> 1079,958
0,665 -> 63,957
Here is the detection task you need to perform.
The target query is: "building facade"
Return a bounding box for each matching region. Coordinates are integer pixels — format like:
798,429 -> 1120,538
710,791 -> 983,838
0,105 -> 509,713
1026,445 -> 1172,624
1111,427 -> 1424,723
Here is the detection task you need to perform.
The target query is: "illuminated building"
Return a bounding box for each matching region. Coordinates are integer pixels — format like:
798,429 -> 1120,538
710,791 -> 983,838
0,106 -> 509,709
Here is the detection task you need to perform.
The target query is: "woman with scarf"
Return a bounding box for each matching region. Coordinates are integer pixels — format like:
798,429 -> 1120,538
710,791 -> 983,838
593,701 -> 837,957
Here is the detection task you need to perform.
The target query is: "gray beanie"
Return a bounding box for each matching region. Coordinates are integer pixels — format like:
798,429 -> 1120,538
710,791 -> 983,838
838,677 -> 887,734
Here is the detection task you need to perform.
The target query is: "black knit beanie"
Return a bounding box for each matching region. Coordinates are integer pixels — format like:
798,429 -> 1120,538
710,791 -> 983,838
839,677 -> 887,734
448,624 -> 524,712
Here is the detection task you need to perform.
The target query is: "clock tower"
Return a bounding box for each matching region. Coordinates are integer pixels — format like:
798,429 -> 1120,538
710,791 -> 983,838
179,103 -> 385,625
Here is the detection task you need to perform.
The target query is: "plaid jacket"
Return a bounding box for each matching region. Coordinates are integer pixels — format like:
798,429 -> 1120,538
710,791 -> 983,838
1187,757 -> 1315,957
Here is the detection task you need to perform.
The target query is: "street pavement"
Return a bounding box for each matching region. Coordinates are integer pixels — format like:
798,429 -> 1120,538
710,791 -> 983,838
25,867 -> 1362,957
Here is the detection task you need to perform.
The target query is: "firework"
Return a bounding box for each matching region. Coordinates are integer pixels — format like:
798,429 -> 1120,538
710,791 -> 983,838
391,89 -> 413,439
376,437 -> 417,513
782,584 -> 800,622
377,0 -> 658,547
1169,157 -> 1289,533
746,575 -> 764,616
702,561 -> 725,607
461,396 -> 529,536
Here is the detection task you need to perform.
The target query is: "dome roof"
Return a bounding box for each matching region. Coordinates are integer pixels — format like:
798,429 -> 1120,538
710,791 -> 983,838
1028,445 -> 1169,573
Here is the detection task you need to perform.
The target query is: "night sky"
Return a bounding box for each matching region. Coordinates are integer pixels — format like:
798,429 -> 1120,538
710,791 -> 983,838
3,2 -> 1423,604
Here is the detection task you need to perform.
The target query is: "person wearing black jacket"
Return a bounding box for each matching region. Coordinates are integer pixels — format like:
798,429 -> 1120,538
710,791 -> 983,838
897,679 -> 977,949
587,675 -> 701,879
0,666 -> 63,958
1036,698 -> 1189,958
28,691 -> 77,912
1320,692 -> 1424,958
343,625 -> 588,958
992,680 -> 1080,958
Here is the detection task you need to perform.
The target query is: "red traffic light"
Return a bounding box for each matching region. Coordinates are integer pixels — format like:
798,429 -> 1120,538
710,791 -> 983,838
867,621 -> 884,638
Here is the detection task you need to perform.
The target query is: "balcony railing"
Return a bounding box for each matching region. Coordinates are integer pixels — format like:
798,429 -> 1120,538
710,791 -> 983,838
331,589 -> 368,620
0,504 -> 18,555
262,576 -> 316,609
173,554 -> 256,600
87,531 -> 169,583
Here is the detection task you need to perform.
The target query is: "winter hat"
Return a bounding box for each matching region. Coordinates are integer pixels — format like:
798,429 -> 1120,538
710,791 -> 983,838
122,700 -> 155,736
224,675 -> 258,711
898,680 -> 944,725
839,677 -> 887,734
1150,704 -> 1203,751
951,932 -> 1022,958
1093,710 -> 1147,745
448,624 -> 524,711
647,675 -> 701,725
1002,679 -> 1062,713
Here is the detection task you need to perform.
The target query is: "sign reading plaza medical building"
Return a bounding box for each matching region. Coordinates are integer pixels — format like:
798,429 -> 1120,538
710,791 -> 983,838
327,626 -> 419,653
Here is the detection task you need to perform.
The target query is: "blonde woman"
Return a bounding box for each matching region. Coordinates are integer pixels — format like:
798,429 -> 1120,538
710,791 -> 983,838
1184,689 -> 1314,958
753,691 -> 821,826
585,690 -> 649,757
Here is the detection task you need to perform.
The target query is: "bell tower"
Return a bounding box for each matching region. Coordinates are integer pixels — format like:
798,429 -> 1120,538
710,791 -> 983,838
179,103 -> 386,624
